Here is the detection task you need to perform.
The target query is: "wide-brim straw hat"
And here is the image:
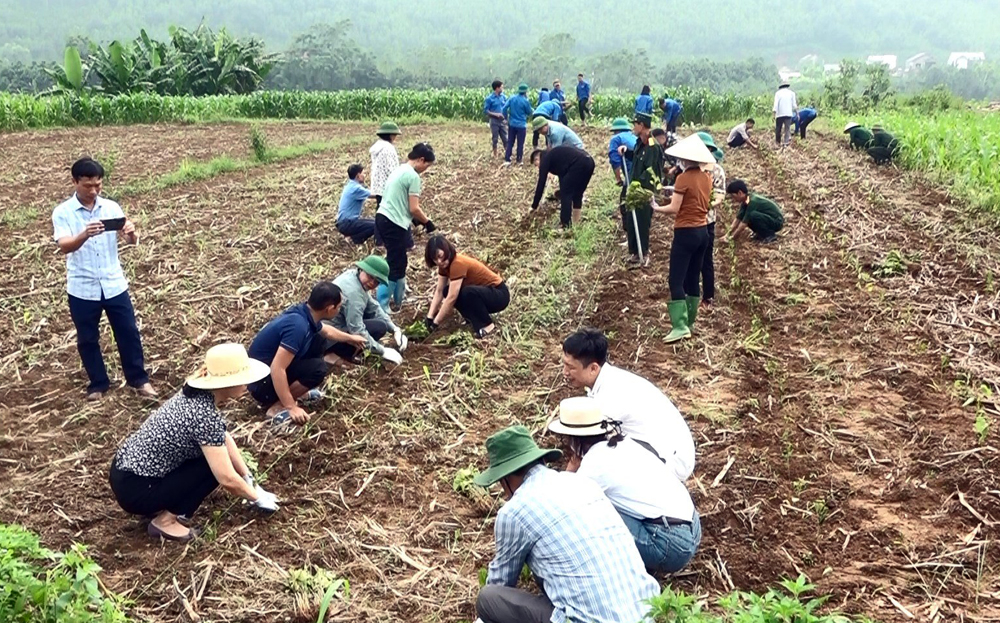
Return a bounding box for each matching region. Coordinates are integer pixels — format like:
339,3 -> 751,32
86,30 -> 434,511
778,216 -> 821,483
186,343 -> 270,390
356,255 -> 390,285
473,425 -> 562,486
548,396 -> 612,437
843,122 -> 860,133
532,116 -> 550,131
666,133 -> 717,165
609,117 -> 631,132
377,121 -> 401,135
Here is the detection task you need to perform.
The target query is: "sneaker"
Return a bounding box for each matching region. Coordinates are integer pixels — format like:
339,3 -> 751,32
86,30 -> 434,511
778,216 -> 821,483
298,389 -> 324,406
269,410 -> 291,426
502,161 -> 512,167
625,254 -> 640,266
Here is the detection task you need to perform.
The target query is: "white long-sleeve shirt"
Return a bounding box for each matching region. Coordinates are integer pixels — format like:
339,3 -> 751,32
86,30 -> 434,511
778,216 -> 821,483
773,87 -> 798,118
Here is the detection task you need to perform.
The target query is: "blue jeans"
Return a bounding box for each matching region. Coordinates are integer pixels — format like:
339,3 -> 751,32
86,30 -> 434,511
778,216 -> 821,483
68,290 -> 149,393
619,510 -> 701,573
505,126 -> 527,163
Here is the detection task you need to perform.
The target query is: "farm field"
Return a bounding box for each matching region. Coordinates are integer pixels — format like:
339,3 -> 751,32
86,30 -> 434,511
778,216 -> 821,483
0,118 -> 998,622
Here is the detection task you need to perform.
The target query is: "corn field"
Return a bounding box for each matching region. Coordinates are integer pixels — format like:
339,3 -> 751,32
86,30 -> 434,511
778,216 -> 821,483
0,87 -> 762,132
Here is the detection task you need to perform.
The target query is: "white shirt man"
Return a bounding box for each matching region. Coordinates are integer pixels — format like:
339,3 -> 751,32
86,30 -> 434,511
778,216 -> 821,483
773,85 -> 798,119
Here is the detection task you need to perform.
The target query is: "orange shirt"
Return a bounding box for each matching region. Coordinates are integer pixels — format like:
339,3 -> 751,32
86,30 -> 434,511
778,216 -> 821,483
442,253 -> 503,287
672,168 -> 711,229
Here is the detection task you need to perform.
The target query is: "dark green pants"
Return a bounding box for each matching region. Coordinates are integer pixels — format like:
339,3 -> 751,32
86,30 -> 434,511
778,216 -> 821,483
867,146 -> 895,164
625,206 -> 652,255
746,212 -> 784,238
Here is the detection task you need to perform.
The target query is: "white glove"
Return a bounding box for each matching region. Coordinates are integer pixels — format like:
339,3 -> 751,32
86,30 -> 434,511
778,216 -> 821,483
382,348 -> 403,365
243,473 -> 254,487
253,485 -> 279,512
393,326 -> 409,352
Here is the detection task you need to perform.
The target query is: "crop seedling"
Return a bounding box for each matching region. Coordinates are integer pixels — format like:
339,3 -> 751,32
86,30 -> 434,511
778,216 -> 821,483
285,565 -> 349,620
250,124 -> 270,161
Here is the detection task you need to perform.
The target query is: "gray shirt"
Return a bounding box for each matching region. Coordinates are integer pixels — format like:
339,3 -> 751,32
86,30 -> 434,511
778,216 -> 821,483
331,268 -> 394,355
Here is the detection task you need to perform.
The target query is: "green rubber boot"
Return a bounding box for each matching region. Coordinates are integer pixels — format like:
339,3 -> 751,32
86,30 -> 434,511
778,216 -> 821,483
666,299 -> 692,343
686,295 -> 700,331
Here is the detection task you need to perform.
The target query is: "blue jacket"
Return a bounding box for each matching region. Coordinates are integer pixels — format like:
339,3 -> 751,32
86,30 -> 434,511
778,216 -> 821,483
608,131 -> 638,173
538,89 -> 551,104
576,80 -> 591,100
550,88 -> 566,102
635,94 -> 654,115
483,92 -> 508,117
504,94 -> 534,129
662,98 -> 682,122
793,108 -> 817,132
533,100 -> 563,120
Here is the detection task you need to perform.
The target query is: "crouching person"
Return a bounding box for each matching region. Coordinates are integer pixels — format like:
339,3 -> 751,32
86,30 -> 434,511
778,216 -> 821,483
549,397 -> 701,574
329,255 -> 408,365
424,235 -> 509,339
722,179 -> 785,244
109,344 -> 279,542
248,281 -> 367,426
473,425 -> 659,623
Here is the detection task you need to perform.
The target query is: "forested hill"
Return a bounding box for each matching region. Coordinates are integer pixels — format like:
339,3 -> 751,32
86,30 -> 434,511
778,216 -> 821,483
2,0 -> 997,64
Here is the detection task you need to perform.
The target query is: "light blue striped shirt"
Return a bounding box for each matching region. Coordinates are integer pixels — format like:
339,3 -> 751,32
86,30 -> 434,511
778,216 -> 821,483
545,121 -> 585,150
486,465 -> 659,623
52,194 -> 129,301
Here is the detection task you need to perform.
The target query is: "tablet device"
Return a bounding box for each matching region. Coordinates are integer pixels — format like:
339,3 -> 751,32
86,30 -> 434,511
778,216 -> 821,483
100,217 -> 126,231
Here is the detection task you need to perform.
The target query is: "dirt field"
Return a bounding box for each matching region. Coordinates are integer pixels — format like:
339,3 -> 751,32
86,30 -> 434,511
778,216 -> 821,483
0,119 -> 997,623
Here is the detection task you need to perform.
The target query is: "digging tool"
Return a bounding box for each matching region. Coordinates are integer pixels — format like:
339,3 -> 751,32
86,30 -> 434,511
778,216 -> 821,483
621,155 -> 645,266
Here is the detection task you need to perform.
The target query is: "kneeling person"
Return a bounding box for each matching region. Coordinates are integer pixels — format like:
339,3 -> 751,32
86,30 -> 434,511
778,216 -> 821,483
723,179 -> 784,244
248,282 -> 367,425
336,164 -> 376,245
424,235 -> 509,339
329,255 -> 408,365
867,125 -> 899,164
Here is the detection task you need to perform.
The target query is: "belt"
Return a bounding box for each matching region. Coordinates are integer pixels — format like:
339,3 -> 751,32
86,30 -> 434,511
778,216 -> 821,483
642,516 -> 691,527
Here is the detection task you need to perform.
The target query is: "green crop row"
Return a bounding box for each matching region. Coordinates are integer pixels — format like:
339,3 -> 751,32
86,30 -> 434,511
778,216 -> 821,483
0,87 -> 763,132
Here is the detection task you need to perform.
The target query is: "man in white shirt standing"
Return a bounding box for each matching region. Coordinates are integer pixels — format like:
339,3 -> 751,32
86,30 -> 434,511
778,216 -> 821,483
561,328 -> 694,480
52,158 -> 156,401
772,81 -> 798,148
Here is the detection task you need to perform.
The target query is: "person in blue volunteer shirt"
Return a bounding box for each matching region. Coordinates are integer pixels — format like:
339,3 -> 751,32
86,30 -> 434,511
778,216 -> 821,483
483,80 -> 509,158
533,117 -> 585,150
550,79 -> 569,124
503,83 -> 534,165
336,164 -> 377,245
532,99 -> 570,147
661,97 -> 683,133
607,117 -> 637,187
635,85 -> 654,116
793,107 -> 818,140
576,73 -> 592,125
537,87 -> 551,104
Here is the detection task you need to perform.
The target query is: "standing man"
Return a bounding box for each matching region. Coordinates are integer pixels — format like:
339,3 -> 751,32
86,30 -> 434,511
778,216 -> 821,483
503,83 -> 533,165
793,106 -> 818,140
727,118 -> 757,149
576,73 -> 591,126
772,81 -> 798,148
53,157 -> 156,401
618,112 -> 663,267
473,425 -> 660,623
537,87 -> 551,104
549,80 -> 568,124
483,80 -> 509,159
661,96 -> 683,134
722,179 -> 785,244
532,117 -> 585,150
530,146 -> 595,228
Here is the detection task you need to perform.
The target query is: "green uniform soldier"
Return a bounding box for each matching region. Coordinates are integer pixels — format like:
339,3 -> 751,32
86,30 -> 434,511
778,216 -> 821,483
843,122 -> 874,150
867,125 -> 899,164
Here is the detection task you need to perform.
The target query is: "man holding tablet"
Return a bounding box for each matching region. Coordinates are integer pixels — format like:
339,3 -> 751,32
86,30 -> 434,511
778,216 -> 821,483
52,157 -> 156,401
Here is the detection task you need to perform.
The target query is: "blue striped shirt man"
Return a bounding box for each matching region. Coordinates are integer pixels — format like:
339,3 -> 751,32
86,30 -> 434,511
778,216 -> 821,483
486,465 -> 659,623
52,194 -> 129,300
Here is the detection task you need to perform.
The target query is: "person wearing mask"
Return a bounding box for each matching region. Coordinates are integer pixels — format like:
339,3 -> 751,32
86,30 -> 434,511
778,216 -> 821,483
660,96 -> 683,134
328,256 -> 408,366
109,344 -> 279,542
607,117 -> 637,187
483,80 -> 509,159
634,85 -> 654,115
375,143 -> 437,311
793,107 -> 818,140
369,121 -> 402,207
472,425 -> 659,623
772,81 -> 798,148
651,134 -> 716,342
424,235 -> 509,339
549,397 -> 701,573
561,328 -> 694,480
530,146 -> 595,229
727,118 -> 758,149
576,73 -> 592,126
531,117 -> 585,150
531,99 -> 573,148
502,83 -> 533,165
843,122 -> 874,150
336,164 -> 377,245
696,132 -> 726,307
617,112 -> 663,267
721,179 -> 785,244
52,157 -> 157,402
867,125 -> 900,164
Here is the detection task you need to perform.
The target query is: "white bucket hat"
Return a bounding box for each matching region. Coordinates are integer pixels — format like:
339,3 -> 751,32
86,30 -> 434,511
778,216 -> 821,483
665,133 -> 716,165
186,343 -> 270,390
548,396 -> 614,437
844,122 -> 860,133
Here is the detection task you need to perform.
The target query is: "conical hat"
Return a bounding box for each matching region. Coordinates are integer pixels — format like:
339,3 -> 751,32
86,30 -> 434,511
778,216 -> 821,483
843,122 -> 860,133
665,133 -> 716,164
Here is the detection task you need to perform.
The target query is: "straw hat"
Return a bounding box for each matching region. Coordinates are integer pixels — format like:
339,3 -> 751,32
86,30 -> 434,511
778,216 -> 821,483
666,133 -> 716,165
186,343 -> 270,390
473,426 -> 562,486
548,396 -> 612,437
843,122 -> 860,133
376,121 -> 401,135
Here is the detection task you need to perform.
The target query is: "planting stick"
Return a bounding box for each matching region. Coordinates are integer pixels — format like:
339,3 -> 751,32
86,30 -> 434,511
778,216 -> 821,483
622,157 -> 644,264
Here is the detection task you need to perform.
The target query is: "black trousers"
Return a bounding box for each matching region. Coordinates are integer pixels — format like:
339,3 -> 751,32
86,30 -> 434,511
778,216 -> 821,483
68,291 -> 149,393
558,112 -> 569,125
325,318 -> 391,360
249,336 -> 333,406
558,157 -> 596,226
775,116 -> 792,145
798,118 -> 815,139
336,218 -> 376,245
669,226 -> 709,300
701,222 -> 716,301
110,457 -> 218,517
578,98 -> 589,122
448,282 -> 510,330
375,213 -> 410,281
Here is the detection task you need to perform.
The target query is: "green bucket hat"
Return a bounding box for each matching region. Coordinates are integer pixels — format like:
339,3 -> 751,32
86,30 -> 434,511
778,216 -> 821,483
473,425 -> 562,487
609,117 -> 631,132
377,121 -> 401,136
355,255 -> 390,286
697,131 -> 724,163
531,116 -> 550,131
518,82 -> 529,94
632,112 -> 653,127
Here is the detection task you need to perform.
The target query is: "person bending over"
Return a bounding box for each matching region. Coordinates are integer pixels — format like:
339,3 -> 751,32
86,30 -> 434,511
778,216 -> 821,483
424,235 -> 509,339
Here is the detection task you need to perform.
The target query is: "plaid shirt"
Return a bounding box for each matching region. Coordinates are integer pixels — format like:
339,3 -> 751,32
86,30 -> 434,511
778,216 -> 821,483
52,194 -> 129,301
486,465 -> 659,623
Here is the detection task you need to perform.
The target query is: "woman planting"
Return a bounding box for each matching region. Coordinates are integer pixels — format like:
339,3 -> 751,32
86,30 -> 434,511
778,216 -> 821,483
549,397 -> 701,573
530,146 -> 595,228
109,344 -> 279,542
369,121 -> 402,207
424,235 -> 509,339
650,134 -> 716,342
375,142 -> 437,311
